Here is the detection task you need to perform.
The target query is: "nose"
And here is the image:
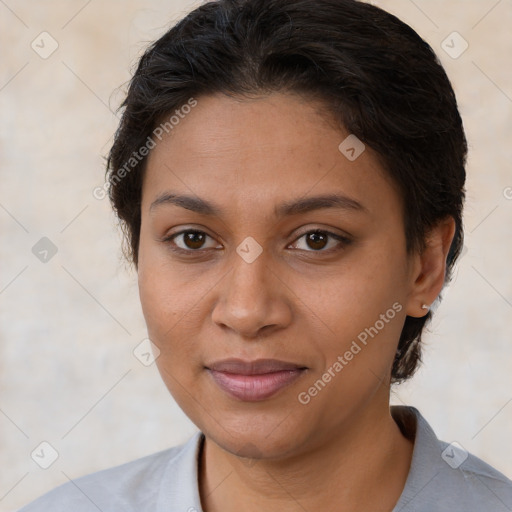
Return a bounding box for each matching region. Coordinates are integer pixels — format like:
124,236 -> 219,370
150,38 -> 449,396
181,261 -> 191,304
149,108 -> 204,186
211,245 -> 293,339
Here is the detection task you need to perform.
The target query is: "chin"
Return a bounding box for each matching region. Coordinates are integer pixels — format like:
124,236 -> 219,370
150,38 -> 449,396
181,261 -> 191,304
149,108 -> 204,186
199,408 -> 317,461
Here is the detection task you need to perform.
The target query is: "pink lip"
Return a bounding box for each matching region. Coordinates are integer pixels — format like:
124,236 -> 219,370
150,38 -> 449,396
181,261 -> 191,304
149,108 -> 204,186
206,358 -> 307,402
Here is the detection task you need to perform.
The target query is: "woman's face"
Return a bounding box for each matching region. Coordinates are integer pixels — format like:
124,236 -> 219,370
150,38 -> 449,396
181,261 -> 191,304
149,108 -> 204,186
138,92 -> 420,458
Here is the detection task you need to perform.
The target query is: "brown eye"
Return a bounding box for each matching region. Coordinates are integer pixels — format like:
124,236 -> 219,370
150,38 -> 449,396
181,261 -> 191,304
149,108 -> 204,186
291,229 -> 351,253
305,231 -> 329,250
181,231 -> 207,250
164,230 -> 219,252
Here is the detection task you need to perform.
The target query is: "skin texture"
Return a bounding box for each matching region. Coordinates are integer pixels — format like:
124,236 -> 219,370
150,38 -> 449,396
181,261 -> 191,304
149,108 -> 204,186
138,92 -> 455,512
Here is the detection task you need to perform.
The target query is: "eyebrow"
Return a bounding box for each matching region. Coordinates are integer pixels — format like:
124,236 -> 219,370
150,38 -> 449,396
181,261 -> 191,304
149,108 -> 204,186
149,192 -> 368,217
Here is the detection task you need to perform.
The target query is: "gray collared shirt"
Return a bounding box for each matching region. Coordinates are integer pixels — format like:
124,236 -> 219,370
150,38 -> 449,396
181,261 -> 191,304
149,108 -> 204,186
18,406 -> 512,511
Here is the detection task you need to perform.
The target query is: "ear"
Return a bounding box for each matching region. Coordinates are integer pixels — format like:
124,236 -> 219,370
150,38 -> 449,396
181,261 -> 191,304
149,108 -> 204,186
405,216 -> 456,318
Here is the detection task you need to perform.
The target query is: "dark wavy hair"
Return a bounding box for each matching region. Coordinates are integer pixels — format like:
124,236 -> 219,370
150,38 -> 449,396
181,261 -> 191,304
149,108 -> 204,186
106,0 -> 467,383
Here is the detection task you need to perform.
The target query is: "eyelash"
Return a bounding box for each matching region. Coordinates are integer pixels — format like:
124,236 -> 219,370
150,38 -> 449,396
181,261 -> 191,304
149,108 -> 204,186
161,229 -> 352,256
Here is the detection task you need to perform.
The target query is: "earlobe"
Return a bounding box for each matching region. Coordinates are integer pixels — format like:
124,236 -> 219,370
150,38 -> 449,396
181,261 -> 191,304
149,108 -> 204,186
405,217 -> 456,318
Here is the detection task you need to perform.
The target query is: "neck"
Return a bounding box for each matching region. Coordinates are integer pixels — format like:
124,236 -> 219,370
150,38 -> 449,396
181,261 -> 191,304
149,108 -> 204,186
199,397 -> 414,512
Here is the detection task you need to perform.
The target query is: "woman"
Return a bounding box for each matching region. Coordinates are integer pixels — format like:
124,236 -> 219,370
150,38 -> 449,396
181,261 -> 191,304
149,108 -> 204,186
19,0 -> 512,510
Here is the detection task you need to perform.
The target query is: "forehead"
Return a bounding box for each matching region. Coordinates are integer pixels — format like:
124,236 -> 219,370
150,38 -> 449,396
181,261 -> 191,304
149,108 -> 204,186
141,92 -> 400,221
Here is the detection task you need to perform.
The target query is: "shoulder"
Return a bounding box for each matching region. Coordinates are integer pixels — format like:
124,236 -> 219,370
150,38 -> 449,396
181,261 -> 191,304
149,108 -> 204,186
392,406 -> 512,512
17,433 -> 202,512
435,439 -> 512,510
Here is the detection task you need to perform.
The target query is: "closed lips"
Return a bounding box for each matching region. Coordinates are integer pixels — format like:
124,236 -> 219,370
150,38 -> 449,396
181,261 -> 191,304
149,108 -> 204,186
206,359 -> 308,401
206,358 -> 307,374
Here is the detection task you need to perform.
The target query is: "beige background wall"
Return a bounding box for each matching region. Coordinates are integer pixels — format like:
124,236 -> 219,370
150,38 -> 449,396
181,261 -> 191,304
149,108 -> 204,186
1,1 -> 511,510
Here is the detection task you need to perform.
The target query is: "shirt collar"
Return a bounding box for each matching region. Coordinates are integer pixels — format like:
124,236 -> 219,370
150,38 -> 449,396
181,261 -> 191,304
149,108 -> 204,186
391,405 -> 448,511
156,405 -> 444,512
157,429 -> 205,512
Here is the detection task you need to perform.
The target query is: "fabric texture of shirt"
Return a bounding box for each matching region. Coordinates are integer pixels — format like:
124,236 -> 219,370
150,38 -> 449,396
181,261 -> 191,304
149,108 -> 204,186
18,405 -> 512,511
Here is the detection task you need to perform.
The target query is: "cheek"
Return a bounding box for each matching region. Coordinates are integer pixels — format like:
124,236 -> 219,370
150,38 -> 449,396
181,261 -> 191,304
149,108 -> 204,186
137,247 -> 199,358
138,267 -> 178,338
138,233 -> 193,329
300,251 -> 408,384
306,255 -> 405,333
138,262 -> 205,410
